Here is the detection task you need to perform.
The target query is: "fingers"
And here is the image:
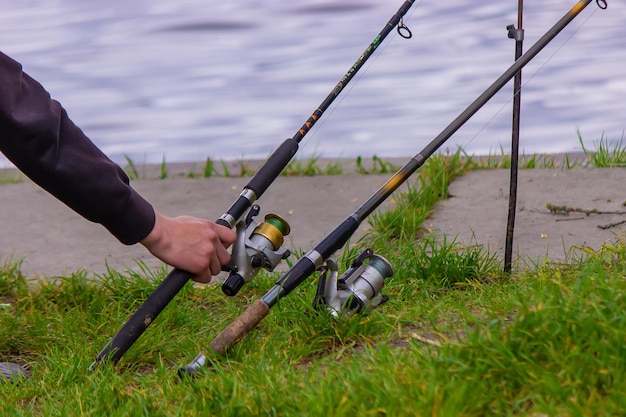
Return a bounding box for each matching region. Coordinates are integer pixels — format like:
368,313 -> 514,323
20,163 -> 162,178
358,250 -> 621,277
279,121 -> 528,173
216,224 -> 237,246
193,269 -> 214,284
189,222 -> 234,280
209,246 -> 224,277
208,223 -> 236,276
192,227 -> 233,283
141,212 -> 237,283
214,229 -> 234,264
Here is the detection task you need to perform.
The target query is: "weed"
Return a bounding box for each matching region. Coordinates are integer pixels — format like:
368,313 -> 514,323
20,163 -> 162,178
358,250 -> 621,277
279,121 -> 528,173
0,169 -> 24,184
220,160 -> 231,177
203,157 -> 216,178
282,155 -> 344,176
468,145 -> 569,170
123,155 -> 140,180
159,155 -> 168,179
284,158 -> 321,176
355,155 -> 399,175
367,149 -> 471,247
0,258 -> 28,301
236,159 -> 255,177
578,129 -> 626,167
397,234 -> 500,289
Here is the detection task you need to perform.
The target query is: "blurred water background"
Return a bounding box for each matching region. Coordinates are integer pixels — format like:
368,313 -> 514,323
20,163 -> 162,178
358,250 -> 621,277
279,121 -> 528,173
0,0 -> 624,166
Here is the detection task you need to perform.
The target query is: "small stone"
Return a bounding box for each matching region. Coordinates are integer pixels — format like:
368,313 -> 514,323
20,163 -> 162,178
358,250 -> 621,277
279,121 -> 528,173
0,362 -> 29,383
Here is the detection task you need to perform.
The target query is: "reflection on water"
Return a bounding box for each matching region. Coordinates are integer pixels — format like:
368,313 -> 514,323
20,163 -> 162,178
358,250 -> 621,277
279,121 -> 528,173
0,0 -> 624,165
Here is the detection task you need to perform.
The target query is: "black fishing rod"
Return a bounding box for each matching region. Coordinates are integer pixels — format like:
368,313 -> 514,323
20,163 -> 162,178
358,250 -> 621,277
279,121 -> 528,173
89,0 -> 415,371
181,0 -> 608,376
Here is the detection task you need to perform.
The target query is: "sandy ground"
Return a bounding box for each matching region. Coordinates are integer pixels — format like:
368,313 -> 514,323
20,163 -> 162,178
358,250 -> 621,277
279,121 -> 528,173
425,167 -> 626,267
1,162 -> 625,279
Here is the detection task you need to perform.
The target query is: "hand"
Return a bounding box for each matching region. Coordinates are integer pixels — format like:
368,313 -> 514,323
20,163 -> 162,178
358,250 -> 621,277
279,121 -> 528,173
140,211 -> 237,283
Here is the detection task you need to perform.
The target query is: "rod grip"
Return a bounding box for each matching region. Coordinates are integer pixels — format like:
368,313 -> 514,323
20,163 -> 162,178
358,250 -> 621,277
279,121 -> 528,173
89,268 -> 193,369
246,139 -> 298,196
210,299 -> 270,355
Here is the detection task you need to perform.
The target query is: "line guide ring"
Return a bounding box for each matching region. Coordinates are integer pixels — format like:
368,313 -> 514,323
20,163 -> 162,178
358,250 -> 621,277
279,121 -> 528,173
397,18 -> 412,39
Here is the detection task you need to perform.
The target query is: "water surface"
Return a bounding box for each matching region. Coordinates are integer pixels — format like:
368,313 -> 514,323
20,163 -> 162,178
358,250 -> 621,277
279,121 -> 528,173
1,0 -> 624,165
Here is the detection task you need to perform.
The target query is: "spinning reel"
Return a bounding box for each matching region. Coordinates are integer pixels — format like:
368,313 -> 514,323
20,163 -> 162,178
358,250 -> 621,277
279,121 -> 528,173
313,248 -> 393,317
221,205 -> 291,296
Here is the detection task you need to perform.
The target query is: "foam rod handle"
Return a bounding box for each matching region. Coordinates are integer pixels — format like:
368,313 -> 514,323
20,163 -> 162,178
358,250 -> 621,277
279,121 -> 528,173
246,139 -> 298,196
90,268 -> 193,369
210,299 -> 270,355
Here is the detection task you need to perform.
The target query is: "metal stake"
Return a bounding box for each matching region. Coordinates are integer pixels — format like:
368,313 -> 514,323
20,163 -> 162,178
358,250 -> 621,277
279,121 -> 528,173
504,0 -> 524,274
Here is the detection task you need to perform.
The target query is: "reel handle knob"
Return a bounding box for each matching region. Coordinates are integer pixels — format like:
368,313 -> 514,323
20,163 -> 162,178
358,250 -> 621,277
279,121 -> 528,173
177,354 -> 208,379
222,273 -> 245,296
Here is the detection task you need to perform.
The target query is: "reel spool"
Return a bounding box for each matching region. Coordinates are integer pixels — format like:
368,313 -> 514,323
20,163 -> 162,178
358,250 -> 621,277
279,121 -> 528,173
222,206 -> 291,296
313,248 -> 393,316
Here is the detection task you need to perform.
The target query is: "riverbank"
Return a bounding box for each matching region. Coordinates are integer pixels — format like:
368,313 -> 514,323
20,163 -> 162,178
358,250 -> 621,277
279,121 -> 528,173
1,152 -> 625,278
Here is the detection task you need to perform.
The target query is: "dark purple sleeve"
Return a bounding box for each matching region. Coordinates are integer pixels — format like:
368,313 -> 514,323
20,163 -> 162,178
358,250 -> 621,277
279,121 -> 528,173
0,51 -> 155,245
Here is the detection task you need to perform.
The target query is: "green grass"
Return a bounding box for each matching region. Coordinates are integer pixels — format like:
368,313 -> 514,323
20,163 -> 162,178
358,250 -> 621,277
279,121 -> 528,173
3,136 -> 626,415
367,149 -> 472,246
159,156 -> 168,180
0,169 -> 25,184
355,155 -> 399,174
0,131 -> 623,185
467,145 -> 584,170
116,130 -> 626,181
123,155 -> 141,180
282,155 -> 344,176
578,129 -> 626,167
2,239 -> 626,414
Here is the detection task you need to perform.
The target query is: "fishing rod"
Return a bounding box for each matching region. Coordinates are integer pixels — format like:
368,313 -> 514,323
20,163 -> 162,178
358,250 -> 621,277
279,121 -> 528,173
89,0 -> 415,371
180,0 -> 608,377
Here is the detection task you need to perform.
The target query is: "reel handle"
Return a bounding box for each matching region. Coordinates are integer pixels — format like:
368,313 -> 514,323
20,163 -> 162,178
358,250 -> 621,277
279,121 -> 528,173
221,273 -> 245,297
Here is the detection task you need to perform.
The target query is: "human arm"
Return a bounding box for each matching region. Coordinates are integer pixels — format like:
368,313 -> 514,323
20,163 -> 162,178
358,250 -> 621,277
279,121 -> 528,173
0,50 -> 155,243
0,51 -> 235,281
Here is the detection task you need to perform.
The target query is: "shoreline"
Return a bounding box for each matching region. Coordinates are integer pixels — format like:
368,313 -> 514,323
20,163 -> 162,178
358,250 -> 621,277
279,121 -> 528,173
3,150 -> 621,280
1,151 -> 591,182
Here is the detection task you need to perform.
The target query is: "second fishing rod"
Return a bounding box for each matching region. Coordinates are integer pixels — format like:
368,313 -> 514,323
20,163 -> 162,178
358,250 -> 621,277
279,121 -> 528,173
90,0 -> 415,370
181,0 -> 608,377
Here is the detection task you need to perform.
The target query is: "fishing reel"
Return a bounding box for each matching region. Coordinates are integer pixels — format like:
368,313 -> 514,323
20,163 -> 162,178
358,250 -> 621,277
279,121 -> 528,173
313,248 -> 393,317
221,205 -> 291,296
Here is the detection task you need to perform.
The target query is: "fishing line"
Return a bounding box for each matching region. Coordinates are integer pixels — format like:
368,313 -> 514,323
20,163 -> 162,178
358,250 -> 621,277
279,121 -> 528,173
358,4 -> 604,261
298,1 -> 423,158
388,7 -> 600,198
451,5 -> 601,157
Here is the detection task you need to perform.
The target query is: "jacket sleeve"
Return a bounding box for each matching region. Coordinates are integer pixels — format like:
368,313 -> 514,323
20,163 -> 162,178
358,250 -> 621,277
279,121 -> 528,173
0,51 -> 155,245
